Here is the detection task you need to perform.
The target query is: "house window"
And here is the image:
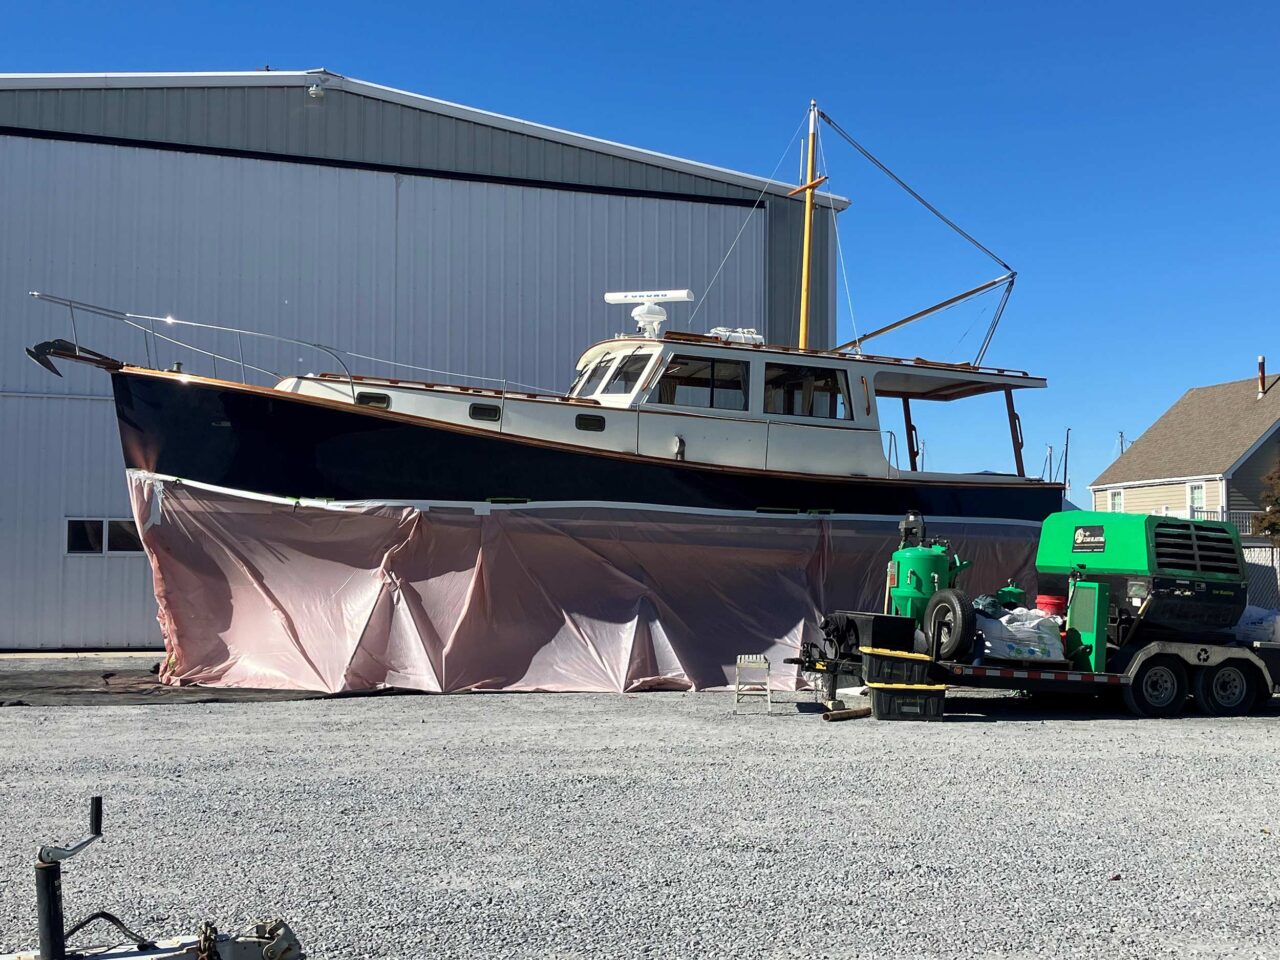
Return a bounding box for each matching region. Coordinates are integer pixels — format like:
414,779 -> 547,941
66,519 -> 145,555
763,364 -> 851,420
1109,490 -> 1123,513
653,355 -> 748,411
1188,482 -> 1206,516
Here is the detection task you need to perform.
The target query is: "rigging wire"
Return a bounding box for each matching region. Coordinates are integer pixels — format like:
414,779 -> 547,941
688,109 -> 810,329
818,111 -> 1012,273
819,110 -> 1017,364
952,298 -> 993,350
815,123 -> 862,349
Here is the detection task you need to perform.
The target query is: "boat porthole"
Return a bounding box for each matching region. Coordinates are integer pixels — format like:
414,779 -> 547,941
575,414 -> 606,432
355,391 -> 391,410
469,403 -> 501,422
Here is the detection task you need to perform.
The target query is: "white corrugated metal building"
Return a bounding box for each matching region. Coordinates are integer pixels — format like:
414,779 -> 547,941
0,69 -> 844,650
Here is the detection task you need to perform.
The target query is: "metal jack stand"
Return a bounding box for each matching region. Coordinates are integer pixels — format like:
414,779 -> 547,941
11,797 -> 305,960
36,797 -> 157,959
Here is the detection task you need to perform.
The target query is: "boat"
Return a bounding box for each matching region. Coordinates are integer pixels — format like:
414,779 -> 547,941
24,101 -> 1063,524
26,297 -> 1058,520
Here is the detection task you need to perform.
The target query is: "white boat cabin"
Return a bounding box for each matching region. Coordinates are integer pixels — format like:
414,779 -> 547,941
276,328 -> 1046,483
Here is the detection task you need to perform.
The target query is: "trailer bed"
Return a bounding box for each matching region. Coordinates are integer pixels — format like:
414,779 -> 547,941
933,661 -> 1130,694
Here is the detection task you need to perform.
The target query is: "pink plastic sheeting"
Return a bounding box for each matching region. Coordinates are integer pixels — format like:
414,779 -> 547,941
127,472 -> 1042,694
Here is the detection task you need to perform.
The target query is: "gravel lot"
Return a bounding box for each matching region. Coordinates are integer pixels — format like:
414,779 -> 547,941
1,669 -> 1277,959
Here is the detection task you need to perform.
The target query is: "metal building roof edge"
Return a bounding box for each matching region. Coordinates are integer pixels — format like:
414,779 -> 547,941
0,68 -> 851,209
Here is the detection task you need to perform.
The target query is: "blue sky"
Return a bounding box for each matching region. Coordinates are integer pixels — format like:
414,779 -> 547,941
5,1 -> 1278,499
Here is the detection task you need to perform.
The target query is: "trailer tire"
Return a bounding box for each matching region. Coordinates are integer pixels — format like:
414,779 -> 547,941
925,588 -> 976,660
1193,661 -> 1256,717
1123,656 -> 1188,718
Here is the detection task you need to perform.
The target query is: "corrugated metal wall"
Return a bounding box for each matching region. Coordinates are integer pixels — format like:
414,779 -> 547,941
0,79 -> 838,350
0,133 -> 769,648
0,83 -> 758,201
0,395 -> 159,648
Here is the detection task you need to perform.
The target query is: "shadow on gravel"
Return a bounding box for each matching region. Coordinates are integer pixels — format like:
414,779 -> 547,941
0,667 -> 420,707
942,693 -> 1131,722
943,692 -> 1280,722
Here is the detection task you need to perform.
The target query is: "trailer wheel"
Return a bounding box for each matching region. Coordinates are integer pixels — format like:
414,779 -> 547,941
1193,661 -> 1256,717
925,588 -> 976,660
1123,656 -> 1188,718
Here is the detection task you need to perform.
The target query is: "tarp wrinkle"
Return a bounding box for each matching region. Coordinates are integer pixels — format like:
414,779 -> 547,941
126,471 -> 1040,694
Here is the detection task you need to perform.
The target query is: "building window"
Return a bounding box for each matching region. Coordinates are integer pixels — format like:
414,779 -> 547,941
653,355 -> 748,411
763,364 -> 851,419
601,352 -> 653,394
66,519 -> 105,554
66,519 -> 144,555
1109,490 -> 1123,513
1188,482 -> 1206,516
107,520 -> 144,552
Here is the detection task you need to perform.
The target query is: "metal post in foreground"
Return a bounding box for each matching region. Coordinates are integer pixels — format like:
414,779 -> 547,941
35,860 -> 66,960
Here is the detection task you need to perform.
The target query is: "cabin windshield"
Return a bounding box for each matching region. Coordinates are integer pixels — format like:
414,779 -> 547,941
570,349 -> 656,399
571,355 -> 615,397
600,351 -> 654,395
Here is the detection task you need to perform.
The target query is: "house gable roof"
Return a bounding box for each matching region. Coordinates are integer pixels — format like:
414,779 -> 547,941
1093,375 -> 1280,486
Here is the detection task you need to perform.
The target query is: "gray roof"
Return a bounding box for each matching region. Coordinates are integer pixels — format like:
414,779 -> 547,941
1093,375 -> 1280,485
0,69 -> 850,209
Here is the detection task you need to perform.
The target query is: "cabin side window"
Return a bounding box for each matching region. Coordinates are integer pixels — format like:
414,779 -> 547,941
763,364 -> 852,420
652,355 -> 748,411
601,352 -> 654,395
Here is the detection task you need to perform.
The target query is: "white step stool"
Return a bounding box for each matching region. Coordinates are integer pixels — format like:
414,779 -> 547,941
734,654 -> 772,714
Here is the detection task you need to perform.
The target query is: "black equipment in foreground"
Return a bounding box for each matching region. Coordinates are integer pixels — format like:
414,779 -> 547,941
9,797 -> 304,960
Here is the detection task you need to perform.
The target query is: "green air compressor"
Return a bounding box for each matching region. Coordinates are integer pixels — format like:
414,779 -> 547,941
1035,510 -> 1249,654
887,511 -> 975,658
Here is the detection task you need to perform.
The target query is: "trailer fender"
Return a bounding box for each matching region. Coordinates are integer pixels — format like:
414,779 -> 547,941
1124,642 -> 1275,694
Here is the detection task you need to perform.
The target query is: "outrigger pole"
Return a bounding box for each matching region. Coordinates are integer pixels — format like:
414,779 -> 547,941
834,271 -> 1016,354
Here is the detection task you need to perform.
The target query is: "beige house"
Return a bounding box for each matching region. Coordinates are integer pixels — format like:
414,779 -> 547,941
1090,364 -> 1280,531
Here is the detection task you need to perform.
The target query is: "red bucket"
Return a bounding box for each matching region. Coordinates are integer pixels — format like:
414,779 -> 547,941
1035,594 -> 1068,617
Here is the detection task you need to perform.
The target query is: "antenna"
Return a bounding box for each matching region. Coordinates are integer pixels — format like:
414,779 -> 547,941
1061,427 -> 1071,495
603,289 -> 695,338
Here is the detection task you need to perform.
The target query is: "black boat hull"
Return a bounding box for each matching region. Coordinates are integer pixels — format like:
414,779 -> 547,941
110,370 -> 1063,521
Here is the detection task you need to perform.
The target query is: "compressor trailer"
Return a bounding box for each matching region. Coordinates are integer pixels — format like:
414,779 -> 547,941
804,511 -> 1280,719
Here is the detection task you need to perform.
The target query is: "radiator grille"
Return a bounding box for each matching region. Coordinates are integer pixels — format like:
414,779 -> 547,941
1152,521 -> 1242,576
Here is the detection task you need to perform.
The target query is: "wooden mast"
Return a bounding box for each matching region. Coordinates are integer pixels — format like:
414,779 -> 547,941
796,99 -> 819,349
